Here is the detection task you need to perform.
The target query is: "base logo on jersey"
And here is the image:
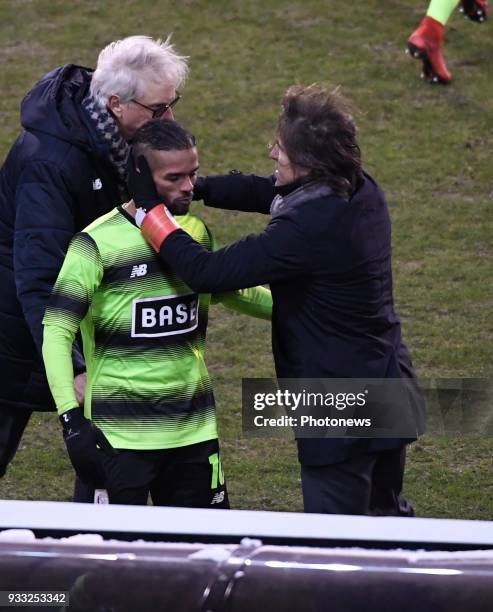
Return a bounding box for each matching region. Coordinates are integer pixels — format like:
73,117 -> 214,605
131,293 -> 199,337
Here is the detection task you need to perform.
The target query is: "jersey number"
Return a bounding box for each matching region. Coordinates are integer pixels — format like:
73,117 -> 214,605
208,452 -> 225,489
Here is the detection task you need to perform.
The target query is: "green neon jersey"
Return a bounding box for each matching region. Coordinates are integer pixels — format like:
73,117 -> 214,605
43,207 -> 271,450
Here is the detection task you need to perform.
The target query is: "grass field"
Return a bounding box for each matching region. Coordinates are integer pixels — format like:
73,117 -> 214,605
0,0 -> 492,519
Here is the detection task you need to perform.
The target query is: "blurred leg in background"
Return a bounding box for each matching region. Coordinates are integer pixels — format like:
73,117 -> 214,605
407,0 -> 489,84
0,406 -> 31,479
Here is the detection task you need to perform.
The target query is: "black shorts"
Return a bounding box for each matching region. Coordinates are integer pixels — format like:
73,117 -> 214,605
101,438 -> 229,508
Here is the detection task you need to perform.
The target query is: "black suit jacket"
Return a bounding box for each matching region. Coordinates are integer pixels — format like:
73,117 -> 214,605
159,172 -> 423,464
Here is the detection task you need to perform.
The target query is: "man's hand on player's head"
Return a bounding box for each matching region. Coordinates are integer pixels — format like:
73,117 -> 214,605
126,154 -> 163,213
192,176 -> 207,201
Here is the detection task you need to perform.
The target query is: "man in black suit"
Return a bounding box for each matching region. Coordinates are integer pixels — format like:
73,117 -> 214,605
127,87 -> 424,515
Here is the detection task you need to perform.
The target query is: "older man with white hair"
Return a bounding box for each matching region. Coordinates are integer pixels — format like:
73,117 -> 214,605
0,35 -> 188,501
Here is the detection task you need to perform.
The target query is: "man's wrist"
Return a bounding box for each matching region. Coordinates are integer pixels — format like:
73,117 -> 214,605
137,198 -> 163,214
141,206 -> 180,252
135,207 -> 147,228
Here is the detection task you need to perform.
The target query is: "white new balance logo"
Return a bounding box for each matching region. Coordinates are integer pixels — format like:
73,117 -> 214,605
92,178 -> 103,190
130,264 -> 148,278
210,491 -> 225,505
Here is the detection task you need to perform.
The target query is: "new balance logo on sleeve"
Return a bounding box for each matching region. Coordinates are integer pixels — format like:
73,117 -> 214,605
130,264 -> 148,278
92,178 -> 103,190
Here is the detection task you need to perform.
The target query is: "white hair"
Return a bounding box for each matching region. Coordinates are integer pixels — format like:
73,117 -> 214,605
90,35 -> 189,107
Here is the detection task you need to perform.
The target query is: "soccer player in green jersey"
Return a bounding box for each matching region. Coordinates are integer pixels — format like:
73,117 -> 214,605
42,119 -> 272,506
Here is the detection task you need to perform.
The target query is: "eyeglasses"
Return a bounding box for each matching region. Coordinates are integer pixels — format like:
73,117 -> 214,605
267,139 -> 285,152
130,94 -> 181,118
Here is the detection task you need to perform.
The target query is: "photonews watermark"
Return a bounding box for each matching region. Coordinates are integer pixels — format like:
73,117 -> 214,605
242,378 -> 493,438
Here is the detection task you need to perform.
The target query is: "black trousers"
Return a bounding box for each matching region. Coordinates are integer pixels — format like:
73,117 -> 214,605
101,438 -> 230,508
0,404 -> 93,502
0,405 -> 31,478
301,446 -> 414,516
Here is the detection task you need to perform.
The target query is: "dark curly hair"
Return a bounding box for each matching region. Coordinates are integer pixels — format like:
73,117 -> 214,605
277,84 -> 362,197
132,118 -> 196,155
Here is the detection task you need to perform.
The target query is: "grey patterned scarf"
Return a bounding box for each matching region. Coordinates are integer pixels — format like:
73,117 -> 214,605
82,96 -> 129,189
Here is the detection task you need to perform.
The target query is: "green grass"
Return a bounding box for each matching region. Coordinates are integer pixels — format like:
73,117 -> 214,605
0,0 -> 492,519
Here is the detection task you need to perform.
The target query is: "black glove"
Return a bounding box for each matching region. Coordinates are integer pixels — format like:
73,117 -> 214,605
192,176 -> 207,201
126,154 -> 163,212
59,407 -> 115,487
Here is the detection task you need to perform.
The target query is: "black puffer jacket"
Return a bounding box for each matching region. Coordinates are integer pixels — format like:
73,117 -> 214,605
0,65 -> 124,411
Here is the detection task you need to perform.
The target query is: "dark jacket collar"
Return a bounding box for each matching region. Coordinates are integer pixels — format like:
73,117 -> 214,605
270,179 -> 334,218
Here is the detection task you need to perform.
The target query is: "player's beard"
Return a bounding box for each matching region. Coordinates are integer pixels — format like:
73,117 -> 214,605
166,196 -> 192,216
